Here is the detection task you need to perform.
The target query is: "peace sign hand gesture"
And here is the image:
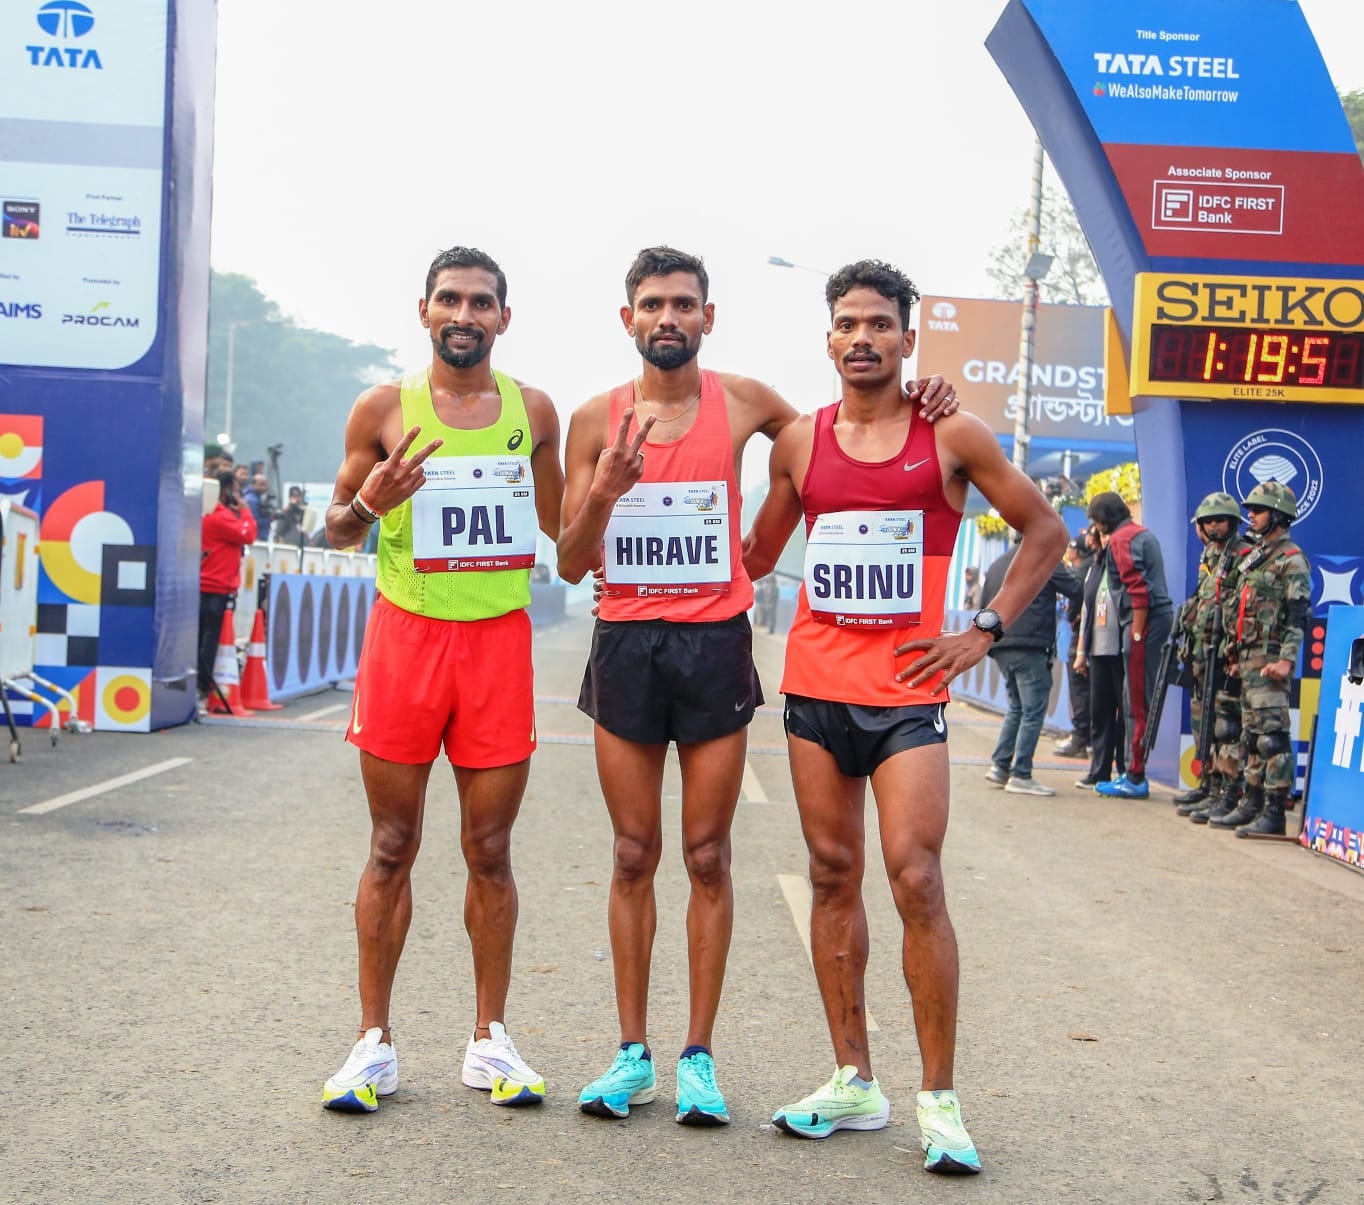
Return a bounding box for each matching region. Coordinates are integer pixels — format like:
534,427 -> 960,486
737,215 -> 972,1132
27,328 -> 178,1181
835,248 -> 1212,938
589,408 -> 656,504
361,425 -> 443,513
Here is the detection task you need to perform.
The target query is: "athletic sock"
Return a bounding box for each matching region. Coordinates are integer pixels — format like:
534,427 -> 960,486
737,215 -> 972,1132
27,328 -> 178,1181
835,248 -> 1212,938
680,1045 -> 710,1060
621,1042 -> 652,1060
850,1073 -> 874,1090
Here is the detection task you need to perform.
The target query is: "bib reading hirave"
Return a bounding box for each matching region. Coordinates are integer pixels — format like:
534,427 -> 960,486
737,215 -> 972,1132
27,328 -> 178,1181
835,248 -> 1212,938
804,509 -> 924,627
410,455 -> 538,572
603,480 -> 732,598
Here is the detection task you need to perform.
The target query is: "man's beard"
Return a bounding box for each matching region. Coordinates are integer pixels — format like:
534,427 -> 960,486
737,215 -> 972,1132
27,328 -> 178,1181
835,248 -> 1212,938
435,327 -> 490,369
637,333 -> 698,371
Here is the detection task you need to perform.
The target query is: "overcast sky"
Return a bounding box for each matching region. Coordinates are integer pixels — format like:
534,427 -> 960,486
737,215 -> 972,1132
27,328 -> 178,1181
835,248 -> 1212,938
209,0 -> 1364,485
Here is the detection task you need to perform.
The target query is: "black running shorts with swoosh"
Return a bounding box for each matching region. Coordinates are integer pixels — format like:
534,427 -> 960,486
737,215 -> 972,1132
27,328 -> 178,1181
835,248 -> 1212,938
578,614 -> 764,745
783,694 -> 948,778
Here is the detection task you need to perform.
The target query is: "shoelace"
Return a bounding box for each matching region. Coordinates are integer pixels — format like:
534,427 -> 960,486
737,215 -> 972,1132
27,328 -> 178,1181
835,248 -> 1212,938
685,1056 -> 717,1090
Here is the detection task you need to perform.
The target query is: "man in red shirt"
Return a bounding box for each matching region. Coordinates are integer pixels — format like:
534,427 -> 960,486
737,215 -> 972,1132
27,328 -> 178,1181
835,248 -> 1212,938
199,470 -> 257,707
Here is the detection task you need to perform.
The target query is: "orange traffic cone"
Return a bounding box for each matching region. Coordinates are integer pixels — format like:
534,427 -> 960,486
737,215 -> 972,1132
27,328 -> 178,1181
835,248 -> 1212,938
208,607 -> 255,716
240,610 -> 281,711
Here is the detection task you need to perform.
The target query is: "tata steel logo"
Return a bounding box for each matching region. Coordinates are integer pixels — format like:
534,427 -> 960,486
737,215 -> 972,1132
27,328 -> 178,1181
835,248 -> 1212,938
931,302 -> 957,320
61,300 -> 138,328
27,0 -> 103,69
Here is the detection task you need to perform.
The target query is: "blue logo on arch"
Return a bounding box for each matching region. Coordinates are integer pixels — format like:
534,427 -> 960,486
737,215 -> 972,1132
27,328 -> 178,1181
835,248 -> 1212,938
1222,428 -> 1324,523
37,0 -> 95,38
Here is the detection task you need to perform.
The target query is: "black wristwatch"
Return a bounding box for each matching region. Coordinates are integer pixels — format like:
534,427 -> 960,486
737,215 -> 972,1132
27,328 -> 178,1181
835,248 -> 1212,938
971,609 -> 1005,642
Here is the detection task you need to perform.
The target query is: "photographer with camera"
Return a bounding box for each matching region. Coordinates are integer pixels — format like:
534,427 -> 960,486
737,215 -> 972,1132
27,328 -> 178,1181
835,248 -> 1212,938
199,470 -> 257,710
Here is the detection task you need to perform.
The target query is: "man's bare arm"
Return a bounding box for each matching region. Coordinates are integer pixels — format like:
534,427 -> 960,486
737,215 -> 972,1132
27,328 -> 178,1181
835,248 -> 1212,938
894,412 -> 1067,691
324,384 -> 442,549
555,398 -> 654,584
522,386 -> 565,541
742,416 -> 811,579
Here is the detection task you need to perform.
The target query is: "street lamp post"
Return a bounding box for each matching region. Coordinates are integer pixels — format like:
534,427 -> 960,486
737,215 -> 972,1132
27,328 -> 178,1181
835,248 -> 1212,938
1011,140 -> 1053,478
222,317 -> 279,448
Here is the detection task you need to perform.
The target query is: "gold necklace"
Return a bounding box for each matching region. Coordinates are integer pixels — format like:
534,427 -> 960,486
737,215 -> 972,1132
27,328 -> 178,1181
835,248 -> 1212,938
633,378 -> 701,424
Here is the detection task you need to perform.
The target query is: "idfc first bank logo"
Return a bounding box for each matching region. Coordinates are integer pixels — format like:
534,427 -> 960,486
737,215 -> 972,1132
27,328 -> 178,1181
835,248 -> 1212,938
27,0 -> 103,70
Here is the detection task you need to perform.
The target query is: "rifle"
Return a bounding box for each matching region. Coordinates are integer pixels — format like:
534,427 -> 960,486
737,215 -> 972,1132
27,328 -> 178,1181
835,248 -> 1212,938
1193,542 -> 1239,785
1141,626 -> 1188,764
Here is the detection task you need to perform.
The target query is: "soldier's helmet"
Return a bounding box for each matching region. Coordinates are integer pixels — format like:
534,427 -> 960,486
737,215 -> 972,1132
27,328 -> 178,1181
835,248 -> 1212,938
1192,491 -> 1241,523
1242,480 -> 1298,520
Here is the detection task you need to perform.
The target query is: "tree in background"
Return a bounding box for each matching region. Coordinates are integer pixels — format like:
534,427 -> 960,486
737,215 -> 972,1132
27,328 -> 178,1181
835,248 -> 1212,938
206,271 -> 397,488
1342,89 -> 1364,161
987,186 -> 1108,307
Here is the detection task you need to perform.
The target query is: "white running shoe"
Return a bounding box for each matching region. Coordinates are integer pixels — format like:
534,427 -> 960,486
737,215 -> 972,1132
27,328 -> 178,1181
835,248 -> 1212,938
322,1027 -> 398,1113
461,1021 -> 545,1106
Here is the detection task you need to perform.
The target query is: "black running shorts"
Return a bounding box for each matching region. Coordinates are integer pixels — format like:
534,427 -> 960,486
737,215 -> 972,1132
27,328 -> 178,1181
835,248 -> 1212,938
783,694 -> 948,779
578,614 -> 764,745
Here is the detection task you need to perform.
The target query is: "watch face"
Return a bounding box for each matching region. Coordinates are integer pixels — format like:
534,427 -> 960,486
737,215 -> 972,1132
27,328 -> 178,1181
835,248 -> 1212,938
974,610 -> 1002,633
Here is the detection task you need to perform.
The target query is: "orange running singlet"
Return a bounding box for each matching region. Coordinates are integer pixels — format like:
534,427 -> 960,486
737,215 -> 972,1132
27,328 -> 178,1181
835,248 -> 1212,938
781,400 -> 963,707
599,369 -> 753,622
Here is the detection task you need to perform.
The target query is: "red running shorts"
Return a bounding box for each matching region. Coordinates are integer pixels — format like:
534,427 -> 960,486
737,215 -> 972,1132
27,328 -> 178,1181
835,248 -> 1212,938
346,595 -> 535,768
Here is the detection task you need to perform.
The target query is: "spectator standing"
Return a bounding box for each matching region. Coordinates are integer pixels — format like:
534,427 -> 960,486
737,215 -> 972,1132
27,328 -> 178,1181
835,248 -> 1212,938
273,485 -> 307,545
1073,524 -> 1126,789
198,470 -> 257,708
962,565 -> 981,611
242,472 -> 272,531
981,537 -> 1081,796
1088,492 -> 1174,800
1052,533 -> 1092,759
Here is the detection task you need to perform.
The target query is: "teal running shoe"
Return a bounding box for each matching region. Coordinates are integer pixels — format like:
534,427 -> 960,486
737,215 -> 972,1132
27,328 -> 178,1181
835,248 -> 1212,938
675,1050 -> 730,1126
772,1065 -> 889,1138
578,1043 -> 657,1118
916,1089 -> 981,1175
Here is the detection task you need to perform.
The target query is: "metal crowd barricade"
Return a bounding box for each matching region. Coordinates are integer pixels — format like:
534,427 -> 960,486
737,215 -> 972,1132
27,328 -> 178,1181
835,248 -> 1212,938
2,499 -> 92,758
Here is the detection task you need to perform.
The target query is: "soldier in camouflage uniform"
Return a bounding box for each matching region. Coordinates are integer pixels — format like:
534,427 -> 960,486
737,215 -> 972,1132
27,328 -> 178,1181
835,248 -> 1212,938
1171,493 -> 1253,818
1208,481 -> 1313,837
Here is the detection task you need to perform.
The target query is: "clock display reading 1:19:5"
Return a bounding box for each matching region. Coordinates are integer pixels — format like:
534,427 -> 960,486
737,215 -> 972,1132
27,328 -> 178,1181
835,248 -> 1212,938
1147,324 -> 1364,389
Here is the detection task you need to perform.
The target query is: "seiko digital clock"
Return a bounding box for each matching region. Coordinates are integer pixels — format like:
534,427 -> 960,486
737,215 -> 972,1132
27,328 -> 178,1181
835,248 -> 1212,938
1130,273 -> 1364,403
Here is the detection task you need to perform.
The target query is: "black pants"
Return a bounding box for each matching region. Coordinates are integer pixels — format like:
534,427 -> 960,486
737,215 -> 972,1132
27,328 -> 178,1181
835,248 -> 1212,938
198,592 -> 233,695
1087,654 -> 1126,781
1067,644 -> 1091,740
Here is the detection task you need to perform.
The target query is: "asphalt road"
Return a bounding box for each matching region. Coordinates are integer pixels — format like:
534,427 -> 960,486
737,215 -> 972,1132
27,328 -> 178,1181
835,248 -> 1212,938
2,610 -> 1361,1204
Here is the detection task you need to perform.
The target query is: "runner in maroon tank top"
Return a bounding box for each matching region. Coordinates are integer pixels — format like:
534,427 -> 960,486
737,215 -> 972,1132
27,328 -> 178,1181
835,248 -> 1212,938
745,259 -> 1067,1174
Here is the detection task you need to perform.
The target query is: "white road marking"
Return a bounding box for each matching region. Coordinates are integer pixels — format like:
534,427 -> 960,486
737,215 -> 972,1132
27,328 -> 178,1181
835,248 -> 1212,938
741,758 -> 768,803
776,872 -> 879,1032
295,702 -> 350,721
19,757 -> 194,816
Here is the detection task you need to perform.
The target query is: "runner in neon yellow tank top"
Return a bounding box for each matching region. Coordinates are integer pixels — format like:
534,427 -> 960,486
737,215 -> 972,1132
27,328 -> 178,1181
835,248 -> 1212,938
319,246 -> 564,1115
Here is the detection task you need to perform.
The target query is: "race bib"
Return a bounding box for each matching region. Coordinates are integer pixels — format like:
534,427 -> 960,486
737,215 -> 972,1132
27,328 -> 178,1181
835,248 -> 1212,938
410,456 -> 537,572
804,509 -> 924,627
603,481 -> 731,598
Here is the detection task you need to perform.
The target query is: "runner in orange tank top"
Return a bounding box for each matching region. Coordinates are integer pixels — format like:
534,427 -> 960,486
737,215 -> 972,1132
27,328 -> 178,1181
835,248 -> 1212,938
557,246 -> 962,1126
744,259 -> 1067,1174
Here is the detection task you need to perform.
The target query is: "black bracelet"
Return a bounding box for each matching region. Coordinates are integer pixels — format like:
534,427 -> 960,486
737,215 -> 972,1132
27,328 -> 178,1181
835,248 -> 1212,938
350,496 -> 379,525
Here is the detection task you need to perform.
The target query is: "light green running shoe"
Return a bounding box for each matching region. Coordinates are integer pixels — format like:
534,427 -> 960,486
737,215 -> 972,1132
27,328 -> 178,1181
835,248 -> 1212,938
916,1089 -> 981,1175
772,1065 -> 889,1139
578,1043 -> 657,1118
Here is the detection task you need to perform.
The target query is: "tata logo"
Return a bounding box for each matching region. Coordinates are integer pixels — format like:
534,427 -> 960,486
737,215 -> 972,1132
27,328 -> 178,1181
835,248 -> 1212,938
61,301 -> 138,328
927,300 -> 959,332
0,301 -> 42,319
27,0 -> 102,69
1222,429 -> 1323,522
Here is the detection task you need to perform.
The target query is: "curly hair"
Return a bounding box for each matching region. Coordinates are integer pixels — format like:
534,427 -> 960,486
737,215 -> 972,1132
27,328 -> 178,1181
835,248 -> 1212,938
826,259 -> 921,330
